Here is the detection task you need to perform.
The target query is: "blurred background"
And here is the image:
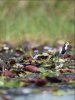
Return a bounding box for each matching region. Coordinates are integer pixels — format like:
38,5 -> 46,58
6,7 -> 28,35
0,0 -> 74,45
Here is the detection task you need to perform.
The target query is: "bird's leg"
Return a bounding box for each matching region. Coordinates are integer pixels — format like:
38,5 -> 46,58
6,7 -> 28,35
57,56 -> 60,66
58,56 -> 59,63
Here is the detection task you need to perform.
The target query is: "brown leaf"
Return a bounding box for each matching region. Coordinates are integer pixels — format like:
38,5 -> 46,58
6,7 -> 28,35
3,69 -> 13,77
25,65 -> 39,73
60,69 -> 74,73
46,76 -> 62,83
35,78 -> 47,86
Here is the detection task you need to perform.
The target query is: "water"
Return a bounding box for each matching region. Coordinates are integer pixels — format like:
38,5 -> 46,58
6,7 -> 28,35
0,87 -> 74,100
13,93 -> 74,100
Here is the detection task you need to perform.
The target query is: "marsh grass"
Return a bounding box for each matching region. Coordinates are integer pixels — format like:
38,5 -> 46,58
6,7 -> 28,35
0,0 -> 74,44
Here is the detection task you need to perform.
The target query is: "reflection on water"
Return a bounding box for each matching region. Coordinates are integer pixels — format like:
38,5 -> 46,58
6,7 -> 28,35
0,88 -> 74,100
13,93 -> 74,100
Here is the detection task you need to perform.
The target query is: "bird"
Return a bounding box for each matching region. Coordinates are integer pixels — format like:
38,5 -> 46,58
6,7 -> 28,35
50,42 -> 70,60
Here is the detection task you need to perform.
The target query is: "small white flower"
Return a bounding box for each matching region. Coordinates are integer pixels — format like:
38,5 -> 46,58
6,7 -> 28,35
42,52 -> 49,56
34,50 -> 39,53
43,46 -> 52,50
55,63 -> 63,69
33,54 -> 39,59
16,63 -> 23,67
22,88 -> 31,94
4,46 -> 9,50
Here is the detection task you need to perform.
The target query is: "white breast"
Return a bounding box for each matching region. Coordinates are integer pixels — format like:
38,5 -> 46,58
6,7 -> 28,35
59,47 -> 62,54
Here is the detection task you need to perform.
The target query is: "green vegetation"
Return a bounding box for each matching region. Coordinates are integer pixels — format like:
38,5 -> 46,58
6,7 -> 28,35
0,0 -> 74,44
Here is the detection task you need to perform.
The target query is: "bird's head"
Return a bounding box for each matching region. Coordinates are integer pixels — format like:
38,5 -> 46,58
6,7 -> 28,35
64,42 -> 71,50
65,42 -> 69,46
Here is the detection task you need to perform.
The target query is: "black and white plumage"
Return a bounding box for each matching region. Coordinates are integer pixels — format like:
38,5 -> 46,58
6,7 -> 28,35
50,42 -> 70,59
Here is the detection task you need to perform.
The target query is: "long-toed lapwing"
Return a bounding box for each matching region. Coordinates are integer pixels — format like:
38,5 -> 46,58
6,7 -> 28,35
50,42 -> 70,60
